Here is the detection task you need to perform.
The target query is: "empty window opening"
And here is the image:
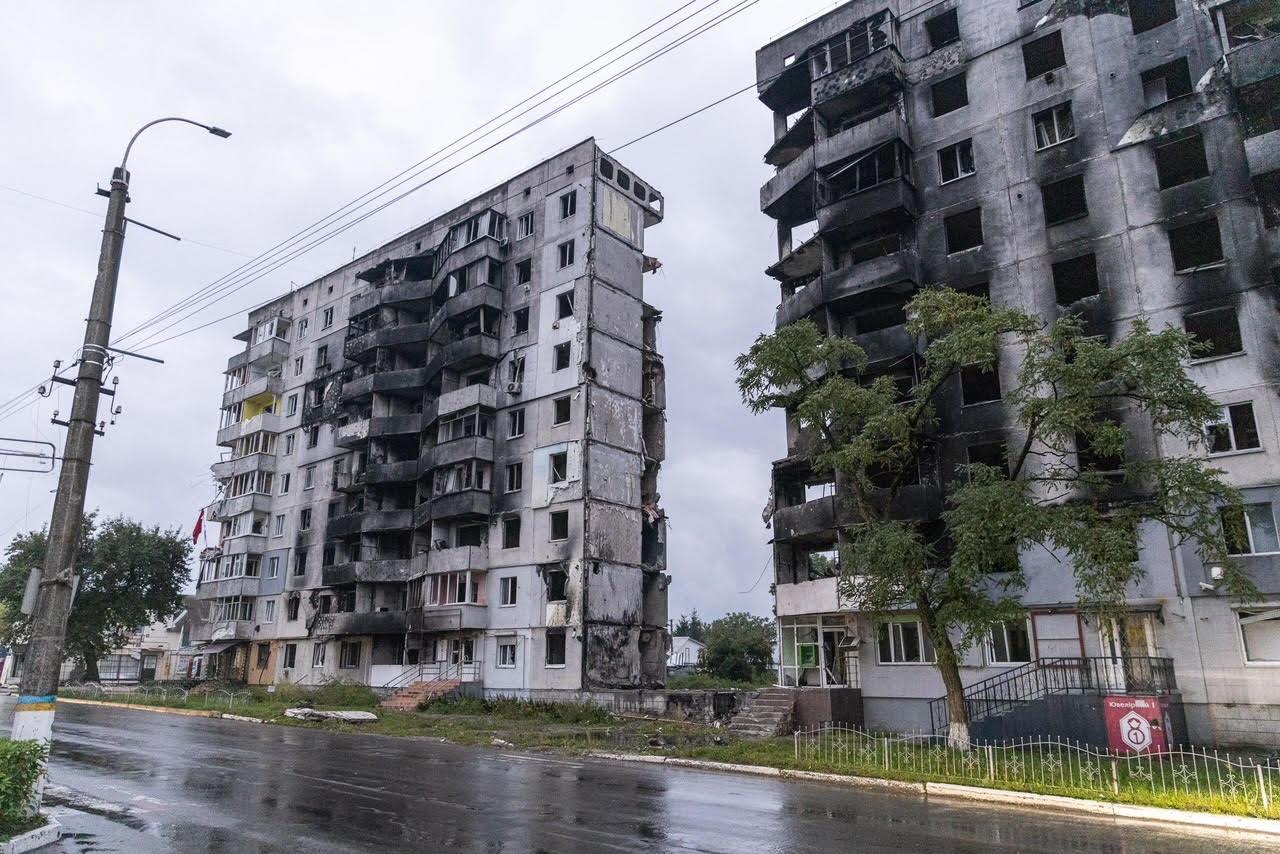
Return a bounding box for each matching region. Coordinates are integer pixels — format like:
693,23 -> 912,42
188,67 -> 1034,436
944,207 -> 984,253
1140,57 -> 1192,108
1168,218 -> 1224,270
549,511 -> 570,542
931,73 -> 969,116
556,291 -> 575,319
546,569 -> 568,601
560,191 -> 577,220
925,9 -> 960,51
513,307 -> 530,335
961,364 -> 1001,404
938,139 -> 975,183
1052,254 -> 1101,304
516,259 -> 532,285
545,629 -> 567,666
1022,31 -> 1066,79
1184,306 -> 1243,359
599,158 -> 614,180
557,240 -> 575,269
1222,503 -> 1280,555
1129,0 -> 1177,34
806,548 -> 840,579
339,641 -> 361,669
1154,133 -> 1209,188
549,452 -> 568,483
852,296 -> 909,333
1221,0 -> 1280,51
282,643 -> 297,668
503,516 -> 521,549
966,441 -> 1008,477
1033,102 -> 1075,150
1207,402 -> 1261,454
552,396 -> 571,425
506,462 -> 524,493
1041,174 -> 1088,226
553,342 -> 571,371
1076,429 -> 1126,474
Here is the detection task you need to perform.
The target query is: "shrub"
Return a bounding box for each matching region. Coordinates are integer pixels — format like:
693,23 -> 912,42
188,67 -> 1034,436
418,696 -> 616,725
0,739 -> 48,833
309,680 -> 380,709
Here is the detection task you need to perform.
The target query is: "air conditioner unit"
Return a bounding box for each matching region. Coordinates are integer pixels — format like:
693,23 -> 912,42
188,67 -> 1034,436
506,381 -> 523,394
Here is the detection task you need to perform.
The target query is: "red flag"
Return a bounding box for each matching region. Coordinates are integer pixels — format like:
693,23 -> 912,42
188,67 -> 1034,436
191,509 -> 204,544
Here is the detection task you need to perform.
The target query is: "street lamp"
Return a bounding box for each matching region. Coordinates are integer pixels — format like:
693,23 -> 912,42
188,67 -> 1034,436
14,117 -> 230,768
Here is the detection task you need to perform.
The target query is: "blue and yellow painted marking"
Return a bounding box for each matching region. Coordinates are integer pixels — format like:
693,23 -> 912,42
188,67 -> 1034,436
16,695 -> 57,712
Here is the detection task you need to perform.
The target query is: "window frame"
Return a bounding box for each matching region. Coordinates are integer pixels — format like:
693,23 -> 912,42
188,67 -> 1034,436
500,576 -> 518,607
508,408 -> 526,438
506,462 -> 524,493
1222,503 -> 1280,556
552,342 -> 571,372
1032,102 -> 1076,151
876,618 -> 938,664
557,240 -> 575,269
1206,402 -> 1262,455
938,138 -> 975,184
559,190 -> 577,220
549,510 -> 570,542
987,619 -> 1033,665
517,212 -> 534,239
552,396 -> 571,426
339,641 -> 361,669
1021,30 -> 1066,80
545,628 -> 567,667
497,637 -> 518,667
1239,610 -> 1280,665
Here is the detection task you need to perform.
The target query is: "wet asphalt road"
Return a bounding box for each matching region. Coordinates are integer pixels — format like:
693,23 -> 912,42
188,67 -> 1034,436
42,703 -> 1277,853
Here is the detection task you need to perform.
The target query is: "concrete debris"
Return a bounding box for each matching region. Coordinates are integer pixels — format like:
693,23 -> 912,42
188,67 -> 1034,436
283,708 -> 378,723
491,737 -> 514,748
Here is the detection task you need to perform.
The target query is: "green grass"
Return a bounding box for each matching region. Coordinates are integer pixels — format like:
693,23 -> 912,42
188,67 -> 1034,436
0,814 -> 48,843
665,672 -> 776,690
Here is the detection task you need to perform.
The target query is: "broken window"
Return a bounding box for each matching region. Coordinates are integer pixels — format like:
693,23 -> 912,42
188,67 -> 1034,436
549,452 -> 568,484
1206,402 -> 1261,454
503,516 -> 521,549
1254,170 -> 1280,228
1221,503 -> 1280,555
1022,31 -> 1066,79
552,396 -> 571,425
339,641 -> 361,669
506,462 -> 523,493
549,511 -> 570,542
560,191 -> 577,220
1129,0 -> 1177,34
282,643 -> 297,668
961,364 -> 1001,404
513,307 -> 529,335
1032,102 -> 1075,150
556,290 -> 575,319
508,408 -> 526,438
852,296 -> 909,333
294,356 -> 304,377
497,637 -> 518,666
546,568 -> 568,601
1153,133 -> 1209,189
1221,0 -> 1280,50
1052,254 -> 1100,304
322,307 -> 334,329
1168,218 -> 1225,270
938,138 -> 975,183
925,8 -> 960,51
516,259 -> 532,285
1140,57 -> 1192,108
557,240 -> 575,269
931,73 -> 969,116
966,441 -> 1008,478
877,619 -> 937,664
1041,174 -> 1088,226
316,345 -> 329,369
545,629 -> 567,666
552,342 -> 571,372
517,212 -> 534,239
500,577 -> 518,606
988,620 -> 1032,663
944,207 -> 984,253
305,425 -> 320,449
456,524 -> 486,546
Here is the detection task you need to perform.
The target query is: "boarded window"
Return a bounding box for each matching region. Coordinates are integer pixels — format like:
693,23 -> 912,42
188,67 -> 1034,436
944,207 -> 983,252
1168,218 -> 1224,270
1129,0 -> 1176,34
931,73 -> 969,116
1154,133 -> 1209,189
1041,174 -> 1088,225
925,8 -> 960,50
1052,254 -> 1100,304
1022,31 -> 1066,79
1184,306 -> 1243,358
961,364 -> 1001,404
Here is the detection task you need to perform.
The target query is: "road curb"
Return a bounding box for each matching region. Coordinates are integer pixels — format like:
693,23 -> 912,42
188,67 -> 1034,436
0,814 -> 60,854
588,751 -> 1280,836
58,697 -> 223,718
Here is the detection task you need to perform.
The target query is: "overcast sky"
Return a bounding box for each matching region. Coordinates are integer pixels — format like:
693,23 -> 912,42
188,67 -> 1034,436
0,1 -> 839,622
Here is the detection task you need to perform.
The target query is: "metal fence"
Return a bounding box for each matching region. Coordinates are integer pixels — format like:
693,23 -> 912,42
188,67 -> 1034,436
795,724 -> 1278,817
60,682 -> 255,710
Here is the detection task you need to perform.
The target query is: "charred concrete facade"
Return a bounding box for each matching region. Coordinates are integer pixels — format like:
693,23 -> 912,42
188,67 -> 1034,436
757,0 -> 1280,745
191,139 -> 670,698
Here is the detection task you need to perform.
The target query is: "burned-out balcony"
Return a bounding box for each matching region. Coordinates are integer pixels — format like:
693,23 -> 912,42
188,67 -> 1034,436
429,238 -> 506,300
757,52 -> 812,115
855,320 -> 919,364
1227,27 -> 1279,90
817,175 -> 916,242
765,108 -> 816,168
407,604 -> 488,633
375,280 -> 433,312
809,12 -> 905,121
366,459 -> 420,484
421,436 -> 495,472
336,417 -> 370,448
363,508 -> 415,533
344,321 -> 433,363
761,149 -> 816,221
429,489 -> 492,521
221,374 -> 283,410
815,107 -> 910,170
341,367 -> 429,402
776,274 -> 826,327
325,512 -> 365,539
824,248 -> 919,310
370,413 -> 424,438
427,383 -> 498,425
766,232 -> 823,282
210,453 -> 277,480
424,544 -> 489,575
332,468 -> 367,493
321,554 -> 426,587
426,285 -> 504,342
312,609 -> 408,637
424,335 -> 500,384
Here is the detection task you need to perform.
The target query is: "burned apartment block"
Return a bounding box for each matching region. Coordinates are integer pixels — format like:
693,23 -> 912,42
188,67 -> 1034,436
190,139 -> 670,700
756,0 -> 1280,745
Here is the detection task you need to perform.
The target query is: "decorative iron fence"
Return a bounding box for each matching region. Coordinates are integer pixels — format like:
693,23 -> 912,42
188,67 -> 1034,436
794,724 -> 1278,817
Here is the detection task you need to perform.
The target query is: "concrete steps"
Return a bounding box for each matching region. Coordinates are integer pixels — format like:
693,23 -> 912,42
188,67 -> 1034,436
380,678 -> 460,711
728,687 -> 795,738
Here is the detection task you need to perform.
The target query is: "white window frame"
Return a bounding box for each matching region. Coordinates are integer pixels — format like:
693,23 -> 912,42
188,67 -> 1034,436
1224,503 -> 1280,555
272,514 -> 286,537
286,394 -> 299,417
304,466 -> 316,490
312,642 -> 326,668
876,618 -> 937,664
560,190 -> 577,220
1239,608 -> 1280,665
498,637 -> 518,667
267,556 -> 280,579
509,408 -> 526,438
1033,102 -> 1075,150
500,576 -> 518,607
279,473 -> 291,495
294,356 -> 304,377
938,138 -> 975,184
297,318 -> 309,340
557,240 -> 575,269
506,462 -> 523,493
322,306 -> 334,329
263,599 -> 276,623
1206,402 -> 1261,455
517,212 -> 534,239
986,619 -> 1033,665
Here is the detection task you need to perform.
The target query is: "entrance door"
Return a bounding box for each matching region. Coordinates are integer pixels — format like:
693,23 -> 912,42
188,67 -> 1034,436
1099,614 -> 1156,692
140,654 -> 158,682
822,629 -> 847,686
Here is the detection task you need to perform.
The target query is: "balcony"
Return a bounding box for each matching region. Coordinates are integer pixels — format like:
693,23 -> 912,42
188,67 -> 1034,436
772,495 -> 838,543
363,508 -> 416,533
220,533 -> 268,555
1229,34 -> 1279,90
216,412 -> 283,447
815,107 -> 910,170
817,176 -> 916,242
366,459 -> 420,484
332,469 -> 367,493
245,336 -> 289,368
336,418 -> 370,448
760,149 -> 816,221
421,436 -> 495,472
425,544 -> 489,575
427,383 -> 498,425
312,610 -> 408,637
408,604 -> 488,633
429,489 -> 492,521
210,453 -> 277,480
221,374 -> 283,410
195,575 -> 261,599
207,620 -> 256,642
765,108 -> 815,168
426,285 -> 504,342
824,249 -> 919,310
856,322 -> 918,364
325,512 -> 365,539
811,43 -> 905,122
341,367 -> 429,402
344,321 -> 433,363
370,413 -> 424,438
757,53 -> 812,114
766,232 -> 823,282
429,238 -> 506,298
209,491 -> 272,521
424,335 -> 500,384
321,554 -> 425,587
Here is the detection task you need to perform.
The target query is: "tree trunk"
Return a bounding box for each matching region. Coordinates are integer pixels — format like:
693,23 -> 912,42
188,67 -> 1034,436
937,651 -> 971,751
80,649 -> 101,683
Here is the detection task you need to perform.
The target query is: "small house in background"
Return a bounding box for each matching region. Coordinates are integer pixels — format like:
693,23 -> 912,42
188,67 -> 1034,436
667,636 -> 705,674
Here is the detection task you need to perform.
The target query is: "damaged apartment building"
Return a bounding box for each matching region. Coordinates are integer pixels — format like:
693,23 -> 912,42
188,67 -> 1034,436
190,138 -> 670,701
756,0 -> 1280,745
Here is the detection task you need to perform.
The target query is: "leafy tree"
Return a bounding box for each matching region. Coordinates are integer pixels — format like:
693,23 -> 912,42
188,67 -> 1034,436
673,609 -> 708,642
0,514 -> 191,681
736,289 -> 1255,748
701,612 -> 775,682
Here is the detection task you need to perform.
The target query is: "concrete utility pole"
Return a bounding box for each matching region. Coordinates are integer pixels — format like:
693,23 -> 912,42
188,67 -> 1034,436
14,118 -> 230,761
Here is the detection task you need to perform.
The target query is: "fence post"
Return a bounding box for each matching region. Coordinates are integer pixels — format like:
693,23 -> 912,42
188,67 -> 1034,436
1111,758 -> 1120,796
1258,764 -> 1270,810
883,737 -> 889,771
794,729 -> 799,761
987,744 -> 995,781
